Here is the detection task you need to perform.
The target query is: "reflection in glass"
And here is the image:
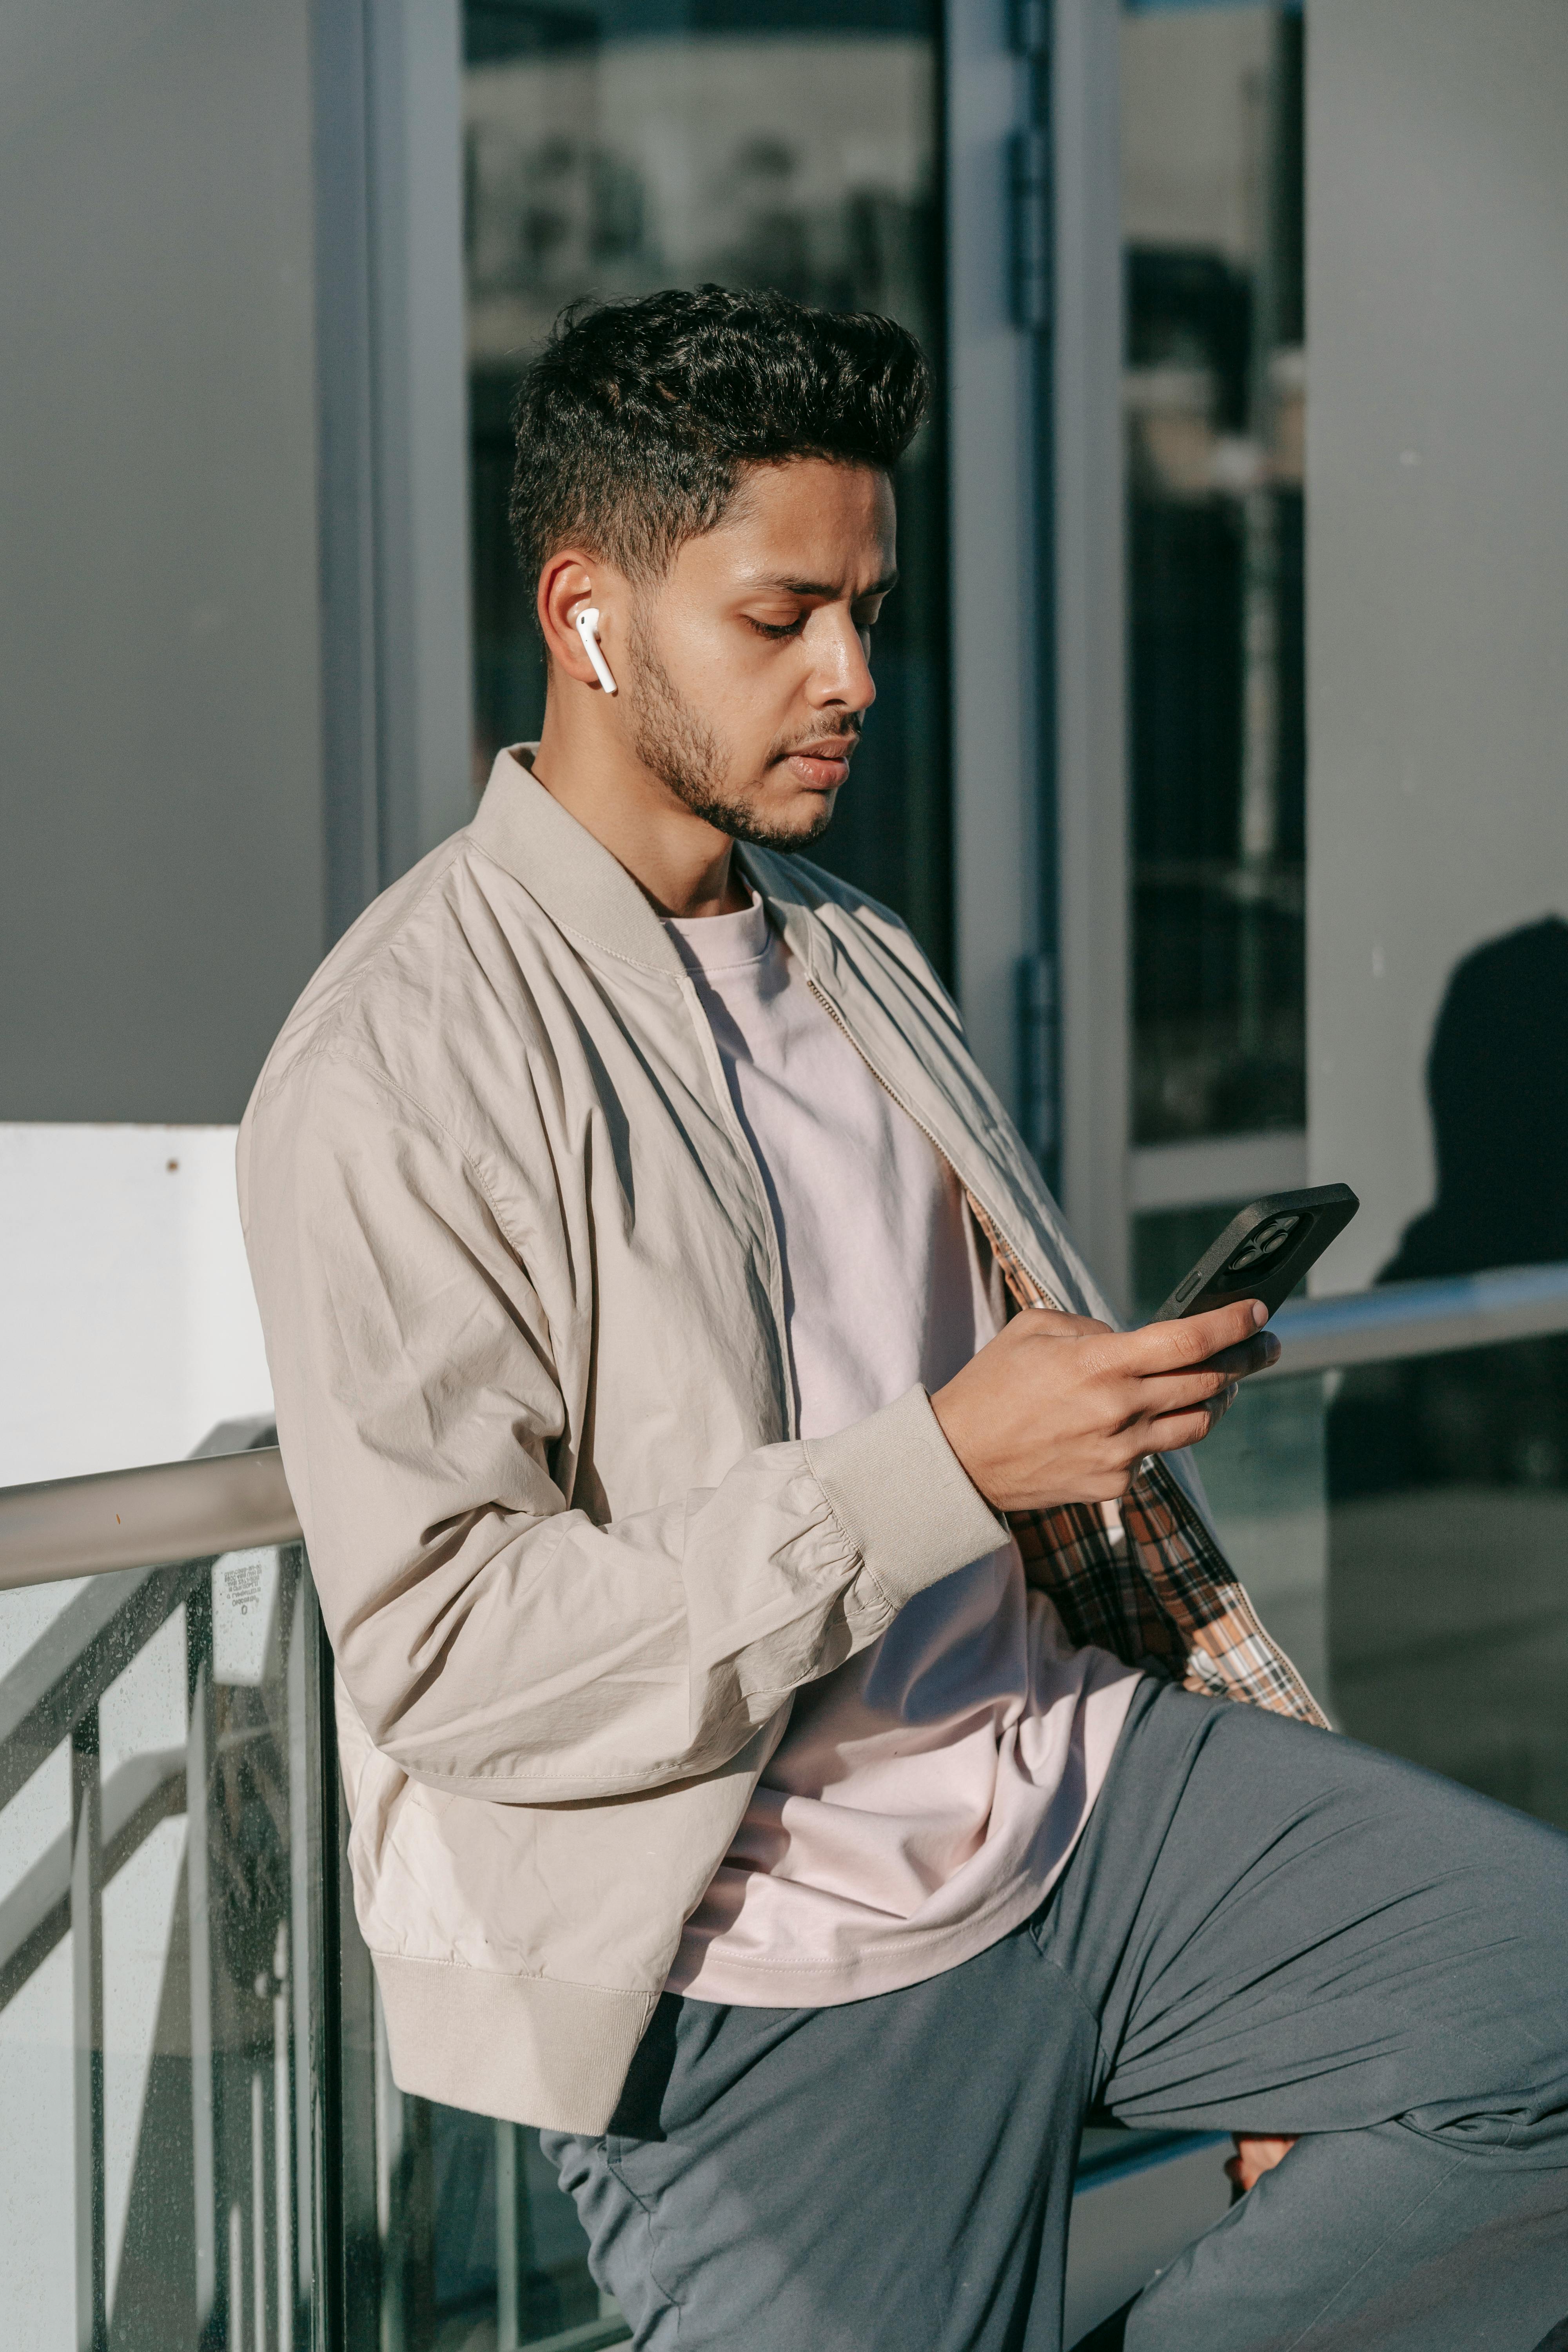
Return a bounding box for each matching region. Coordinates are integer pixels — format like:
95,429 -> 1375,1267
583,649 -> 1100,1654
1326,916 -> 1568,1828
1122,4 -> 1306,1142
1199,1336 -> 1568,1844
1327,1337 -> 1568,1833
1131,1198 -> 1254,1323
360,2082 -> 622,2350
463,1 -> 951,968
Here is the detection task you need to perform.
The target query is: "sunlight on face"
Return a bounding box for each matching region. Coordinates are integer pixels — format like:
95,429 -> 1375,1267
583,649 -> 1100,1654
624,457 -> 898,851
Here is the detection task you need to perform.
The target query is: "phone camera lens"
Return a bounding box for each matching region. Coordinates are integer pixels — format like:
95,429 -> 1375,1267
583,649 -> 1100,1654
1225,1213 -> 1301,1274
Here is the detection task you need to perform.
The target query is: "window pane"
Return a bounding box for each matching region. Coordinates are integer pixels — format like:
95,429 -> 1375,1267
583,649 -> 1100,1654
1121,3 -> 1306,1144
463,1 -> 951,971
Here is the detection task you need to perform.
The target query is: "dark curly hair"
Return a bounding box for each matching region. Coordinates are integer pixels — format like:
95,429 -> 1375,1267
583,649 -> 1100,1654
508,285 -> 931,597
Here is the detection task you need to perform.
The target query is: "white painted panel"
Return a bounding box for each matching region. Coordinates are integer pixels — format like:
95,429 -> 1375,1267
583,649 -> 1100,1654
0,1124 -> 271,1487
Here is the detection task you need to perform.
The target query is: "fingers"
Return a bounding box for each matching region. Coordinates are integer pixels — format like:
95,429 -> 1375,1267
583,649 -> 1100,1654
1140,1331 -> 1276,1410
1087,1370 -> 1239,1484
1138,1359 -> 1252,1417
1124,1298 -> 1269,1374
1200,1330 -> 1281,1380
1142,1401 -> 1233,1456
1188,1297 -> 1271,1352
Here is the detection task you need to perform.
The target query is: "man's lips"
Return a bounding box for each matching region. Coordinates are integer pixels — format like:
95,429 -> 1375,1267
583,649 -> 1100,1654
783,742 -> 857,789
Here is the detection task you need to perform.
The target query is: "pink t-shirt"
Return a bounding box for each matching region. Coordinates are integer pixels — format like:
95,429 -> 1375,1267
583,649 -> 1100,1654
666,892 -> 1139,2005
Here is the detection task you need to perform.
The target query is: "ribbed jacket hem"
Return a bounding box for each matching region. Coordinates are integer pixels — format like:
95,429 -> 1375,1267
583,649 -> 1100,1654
373,1952 -> 659,2134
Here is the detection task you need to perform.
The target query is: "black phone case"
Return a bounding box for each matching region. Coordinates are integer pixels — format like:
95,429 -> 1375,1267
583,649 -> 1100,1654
1153,1184 -> 1360,1323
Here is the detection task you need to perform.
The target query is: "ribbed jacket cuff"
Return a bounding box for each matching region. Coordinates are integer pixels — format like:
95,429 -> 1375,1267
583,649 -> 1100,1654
806,1383 -> 1010,1613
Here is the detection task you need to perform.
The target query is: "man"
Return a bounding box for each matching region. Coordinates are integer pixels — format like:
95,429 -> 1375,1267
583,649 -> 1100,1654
240,288 -> 1568,2349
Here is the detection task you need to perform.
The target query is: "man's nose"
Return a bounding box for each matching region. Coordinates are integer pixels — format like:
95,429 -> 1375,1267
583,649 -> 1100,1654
806,612 -> 877,713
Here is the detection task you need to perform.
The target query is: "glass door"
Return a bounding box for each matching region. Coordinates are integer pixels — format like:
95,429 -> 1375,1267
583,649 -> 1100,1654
1118,2 -> 1308,1313
462,0 -> 953,971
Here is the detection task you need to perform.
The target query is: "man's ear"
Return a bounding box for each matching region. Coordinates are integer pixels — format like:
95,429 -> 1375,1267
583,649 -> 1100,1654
539,550 -> 624,692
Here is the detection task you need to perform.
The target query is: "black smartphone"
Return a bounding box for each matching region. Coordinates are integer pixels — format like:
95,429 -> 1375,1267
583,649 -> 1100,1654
1152,1184 -> 1359,1325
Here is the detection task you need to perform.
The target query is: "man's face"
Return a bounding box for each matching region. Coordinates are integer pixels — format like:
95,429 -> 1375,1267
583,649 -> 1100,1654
624,457 -> 897,851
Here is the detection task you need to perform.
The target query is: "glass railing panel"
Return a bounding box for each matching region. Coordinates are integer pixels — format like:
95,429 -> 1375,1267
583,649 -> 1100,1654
1195,1365 -> 1331,1704
0,1706 -> 75,2341
345,1904 -> 1229,2346
0,1543 -> 333,2352
352,2078 -> 1231,2352
342,2067 -> 627,2349
326,1756 -> 625,2352
1200,1328 -> 1568,1835
1326,1334 -> 1568,1828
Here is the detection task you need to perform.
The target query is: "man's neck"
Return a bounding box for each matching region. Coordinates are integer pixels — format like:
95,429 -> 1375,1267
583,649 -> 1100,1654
527,704 -> 746,920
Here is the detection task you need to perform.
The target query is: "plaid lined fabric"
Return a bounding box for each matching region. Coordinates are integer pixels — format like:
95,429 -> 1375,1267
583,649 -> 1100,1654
965,1192 -> 1329,1729
1009,1463 -> 1327,1726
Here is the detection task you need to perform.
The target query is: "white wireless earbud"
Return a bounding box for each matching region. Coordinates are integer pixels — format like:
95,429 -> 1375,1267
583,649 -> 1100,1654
573,606 -> 618,696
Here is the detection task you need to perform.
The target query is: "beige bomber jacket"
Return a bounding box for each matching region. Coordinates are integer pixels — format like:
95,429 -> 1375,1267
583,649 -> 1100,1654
238,750 -> 1322,2136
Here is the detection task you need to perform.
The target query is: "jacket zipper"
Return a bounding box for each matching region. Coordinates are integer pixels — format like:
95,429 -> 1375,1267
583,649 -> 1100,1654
802,974 -> 1066,1317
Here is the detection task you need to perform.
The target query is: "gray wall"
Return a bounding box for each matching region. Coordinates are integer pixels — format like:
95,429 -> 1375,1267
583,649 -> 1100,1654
0,0 -> 473,1124
1307,0 -> 1568,1289
0,0 -> 327,1122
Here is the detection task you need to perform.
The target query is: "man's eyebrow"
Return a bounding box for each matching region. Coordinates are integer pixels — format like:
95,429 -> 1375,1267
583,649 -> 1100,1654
752,570 -> 900,599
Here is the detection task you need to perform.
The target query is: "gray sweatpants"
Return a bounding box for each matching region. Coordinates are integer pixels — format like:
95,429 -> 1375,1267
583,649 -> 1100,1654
544,1679 -> 1568,2350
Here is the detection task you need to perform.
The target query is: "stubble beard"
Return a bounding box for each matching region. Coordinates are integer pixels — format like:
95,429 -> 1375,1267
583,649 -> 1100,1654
625,611 -> 846,853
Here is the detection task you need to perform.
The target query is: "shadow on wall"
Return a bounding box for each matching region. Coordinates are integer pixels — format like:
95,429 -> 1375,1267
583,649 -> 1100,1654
1330,915 -> 1568,1498
1327,916 -> 1568,1833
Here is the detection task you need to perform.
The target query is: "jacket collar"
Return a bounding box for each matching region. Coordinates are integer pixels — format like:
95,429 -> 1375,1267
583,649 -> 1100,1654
467,747 -> 1083,1292
470,747 -> 865,991
469,747 -> 689,980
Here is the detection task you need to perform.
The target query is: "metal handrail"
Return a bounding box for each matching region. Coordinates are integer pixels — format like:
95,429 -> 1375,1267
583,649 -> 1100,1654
3,1258 -> 1567,1593
0,1447 -> 299,1592
1263,1259 -> 1568,1376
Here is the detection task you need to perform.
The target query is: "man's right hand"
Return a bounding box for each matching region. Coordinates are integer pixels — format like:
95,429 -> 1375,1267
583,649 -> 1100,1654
930,1299 -> 1279,1515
